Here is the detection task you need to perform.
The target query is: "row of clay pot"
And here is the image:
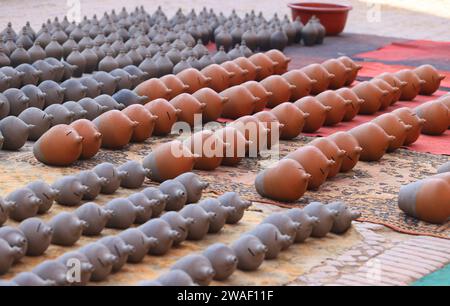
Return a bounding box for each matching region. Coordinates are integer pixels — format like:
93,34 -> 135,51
0,190 -> 250,284
140,201 -> 359,286
398,166 -> 450,224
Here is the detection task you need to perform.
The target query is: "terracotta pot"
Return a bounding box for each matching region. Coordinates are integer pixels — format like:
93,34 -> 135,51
253,111 -> 283,148
248,53 -> 277,80
337,56 -> 362,86
231,116 -> 268,156
391,107 -> 426,145
335,88 -> 364,121
255,159 -> 310,202
192,87 -> 228,122
310,138 -> 346,178
316,90 -> 351,125
184,130 -> 227,170
122,104 -> 157,142
372,113 -> 412,151
294,96 -> 331,133
265,49 -> 291,75
348,122 -> 395,161
413,65 -> 445,96
395,69 -> 425,101
160,74 -> 189,99
327,131 -> 363,172
370,78 -> 399,110
201,64 -> 234,92
142,140 -> 197,182
282,70 -> 316,101
260,75 -> 295,108
322,59 -> 351,89
134,78 -> 172,103
170,93 -> 206,127
352,81 -> 388,115
214,127 -> 248,166
220,85 -> 259,119
144,98 -> 180,136
271,102 -> 308,140
415,101 -> 450,135
176,68 -> 211,94
233,57 -> 261,82
70,119 -> 102,159
285,145 -> 334,190
93,110 -> 138,149
375,73 -> 407,104
33,125 -> 83,166
440,95 -> 450,111
300,64 -> 335,94
241,81 -> 272,113
221,61 -> 249,86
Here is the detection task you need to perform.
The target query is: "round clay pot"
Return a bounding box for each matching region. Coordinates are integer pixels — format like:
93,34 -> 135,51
160,74 -> 189,99
20,84 -> 46,110
203,243 -> 238,281
170,254 -> 215,284
414,101 -> 450,135
375,73 -> 407,104
233,56 -> 261,81
303,202 -> 339,238
111,89 -> 146,108
285,208 -> 319,243
221,61 -> 249,86
170,94 -> 206,127
176,68 -> 211,94
294,96 -> 330,133
0,116 -> 31,150
285,145 -> 334,190
392,107 -> 426,145
231,235 -> 267,271
93,71 -> 119,95
253,111 -> 283,148
413,65 -> 445,96
270,102 -> 308,140
17,107 -> 53,141
220,85 -> 259,119
337,56 -> 362,86
260,75 -> 295,108
352,81 -> 388,115
255,159 -> 310,202
282,70 -> 316,101
265,49 -> 291,75
184,130 -> 227,171
70,119 -> 102,159
241,81 -> 272,113
231,116 -> 268,156
322,59 -> 351,89
93,110 -> 138,149
370,78 -> 399,110
247,223 -> 290,259
372,113 -> 412,151
300,64 -> 335,95
248,53 -> 277,81
214,127 -> 248,166
60,79 -> 88,102
395,69 -> 425,101
144,98 -> 180,136
201,64 -> 234,92
316,90 -> 352,126
174,172 -> 209,204
134,78 -> 171,103
327,131 -> 362,172
122,104 -> 157,142
335,88 -> 365,121
310,138 -> 346,178
78,98 -> 107,121
348,122 -> 395,161
142,140 -> 197,182
192,87 -> 228,122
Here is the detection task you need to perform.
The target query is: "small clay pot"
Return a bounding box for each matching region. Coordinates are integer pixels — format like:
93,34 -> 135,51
316,90 -> 352,126
63,101 -> 88,120
310,138 -> 346,178
93,71 -> 119,95
142,140 -> 197,182
234,56 -> 262,82
255,159 -> 310,202
247,223 -> 290,259
327,131 -> 362,172
128,193 -> 157,224
93,162 -> 128,194
134,78 -> 171,103
74,202 -> 113,236
110,68 -> 136,90
49,212 -> 87,246
21,84 -> 46,110
139,218 -> 179,255
105,198 -> 143,229
98,235 -> 134,272
248,53 -> 277,80
0,116 -> 31,150
271,102 -> 308,139
335,88 -> 365,121
337,56 -> 362,86
117,160 -> 149,189
33,125 -> 83,166
32,260 -> 69,286
265,49 -> 291,75
260,75 -> 295,108
80,242 -> 118,281
253,111 -> 283,148
348,122 -> 395,161
322,59 -> 351,89
38,80 -> 65,107
170,93 -> 206,127
26,180 -> 59,214
93,110 -> 138,149
199,198 -> 234,233
231,116 -> 268,155
143,98 -> 179,136
60,79 -> 87,101
174,172 -> 209,204
142,187 -> 169,217
261,212 -> 300,249
217,192 -> 251,224
294,96 -> 331,133
16,63 -> 41,86
159,179 -> 187,211
414,65 -> 446,95
327,202 -> 361,234
118,228 -> 157,263
171,254 -> 215,286
372,113 -> 412,151
76,170 -> 108,201
352,81 -> 388,115
221,60 -> 249,86
78,98 -> 107,121
18,218 -> 53,256
282,70 -> 316,101
160,74 -> 189,99
375,73 -> 407,104
3,88 -> 30,116
122,104 -> 157,142
57,251 -> 94,286
303,202 -> 339,238
221,86 -> 259,119
176,68 -> 211,94
5,187 -> 41,222
70,119 -> 102,160
286,208 -> 319,243
395,69 -> 425,101
415,101 -> 450,135
44,104 -> 75,126
184,130 -> 227,171
52,175 -> 88,206
0,226 -> 27,263
179,204 -> 215,240
18,107 -> 53,141
93,95 -> 124,113
160,211 -> 193,246
0,197 -> 16,226
241,81 -> 271,113
231,235 -> 267,271
201,64 -> 233,92
214,127 -> 248,166
202,243 -> 237,281
391,107 -> 426,145
300,64 -> 335,95
192,87 -> 228,122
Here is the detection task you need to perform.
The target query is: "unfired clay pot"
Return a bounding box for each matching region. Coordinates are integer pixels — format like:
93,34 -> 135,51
144,98 -> 180,136
372,113 -> 412,151
171,254 -> 215,286
248,53 -> 277,80
21,84 -> 46,110
282,70 -> 316,101
310,137 -> 346,178
337,56 -> 362,86
78,98 -> 107,121
255,159 -> 310,203
261,212 -> 300,249
231,235 -> 267,271
76,170 -> 107,201
32,260 -> 69,286
122,104 -> 157,142
112,89 -> 146,107
294,96 -> 330,133
300,64 -> 335,95
203,243 -> 237,280
413,64 -> 446,95
0,197 -> 16,226
335,88 -> 365,122
49,212 -> 87,246
6,187 -> 41,221
170,93 -> 206,127
179,204 -> 215,241
63,101 -> 88,120
160,211 -> 193,246
233,56 -> 261,82
348,122 -> 395,161
60,79 -> 88,101
327,202 -> 361,234
18,107 -> 53,141
57,251 -> 94,286
44,104 -> 75,126
52,175 -> 88,206
395,69 -> 425,101
303,202 -> 339,238
118,228 -> 157,263
128,193 -> 157,224
0,239 -> 22,275
176,68 -> 211,94
142,187 -> 169,217
352,81 -> 388,115
217,192 -> 251,224
117,160 -> 149,189
93,162 -> 128,194
80,242 -> 118,281
93,110 -> 138,149
18,218 -> 53,256
3,88 -> 30,116
0,116 -> 31,150
74,202 -> 113,236
70,119 -> 102,160
265,49 -> 291,75
260,75 -> 295,108
199,198 -> 234,233
139,218 -> 179,255
134,78 -> 172,102
248,223 -> 290,259
98,236 -> 134,272
0,226 -> 27,263
286,208 -> 319,243
160,74 -> 189,99
327,131 -> 362,172
214,127 -> 248,166
241,81 -> 272,112
174,172 -> 209,204
220,85 -> 259,119
322,59 -> 351,89
192,87 -> 228,122
105,198 -> 143,229
159,179 -> 187,211
414,101 -> 450,135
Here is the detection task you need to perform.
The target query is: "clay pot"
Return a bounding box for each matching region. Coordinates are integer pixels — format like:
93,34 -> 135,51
322,59 -> 351,89
57,251 -> 94,286
327,202 -> 361,234
118,228 -> 157,263
303,202 -> 339,238
74,202 -> 113,236
261,212 -> 300,249
316,90 -> 352,126
0,226 -> 27,263
286,208 -> 319,243
142,187 -> 169,218
66,47 -> 86,77
398,177 -> 450,224
128,193 -> 157,224
49,212 -> 87,246
142,140 -> 197,182
178,204 -> 214,240
214,127 -> 248,166
192,87 -> 228,122
220,86 -> 259,119
234,56 -> 261,81
285,145 -> 334,190
300,64 -> 335,95
375,73 -> 407,104
253,111 -> 283,148
271,102 -> 308,139
160,212 -> 193,245
260,75 -> 295,108
0,197 -> 16,226
415,101 -> 450,135
78,98 -> 107,120
5,187 -> 41,221
98,236 -> 134,272
16,63 -> 41,86
372,113 -> 412,151
335,88 -> 365,121
21,85 -> 46,110
160,74 -> 189,99
176,68 -> 211,94
134,78 -> 172,102
18,107 -> 53,141
265,49 -> 291,75
282,70 -> 316,101
255,159 -> 310,202
63,101 -> 88,120
247,223 -> 290,259
105,198 -> 142,229
110,68 -> 136,90
198,198 -> 233,233
348,122 -> 395,161
0,93 -> 10,120
18,218 -> 52,256
38,80 -> 65,108
93,110 -> 138,149
231,235 -> 267,271
60,79 -> 87,101
217,192 -> 252,224
3,88 -> 29,116
391,107 -> 426,145
143,98 -> 179,136
184,130 -> 227,170
310,138 -> 346,178
32,260 -> 69,286
171,254 -> 215,285
201,64 -> 233,92
110,90 -> 143,108
221,61 -> 249,86
159,180 -> 187,211
203,243 -> 237,280
80,243 -> 118,281
170,93 -> 206,127
79,77 -> 103,99
231,116 -> 268,156
93,162 -> 128,194
52,176 -> 88,206
44,104 -> 75,126
77,170 -> 107,201
0,117 -> 30,151
395,69 -> 425,101
241,81 -> 272,113
248,53 -> 277,80
413,65 -> 445,96
93,71 -> 119,95
326,131 -> 362,172
12,272 -> 55,286
122,104 -> 157,142
33,125 -> 82,166
139,218 -> 179,255
70,119 -> 102,159
337,56 -> 362,86
370,78 -> 400,110
117,160 -> 150,189
294,96 -> 331,133
212,46 -> 231,64
352,81 -> 388,115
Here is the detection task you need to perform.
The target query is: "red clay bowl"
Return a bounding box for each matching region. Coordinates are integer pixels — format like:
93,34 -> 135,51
288,2 -> 352,36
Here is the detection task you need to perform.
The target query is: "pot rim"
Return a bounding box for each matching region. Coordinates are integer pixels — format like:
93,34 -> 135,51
288,2 -> 353,13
